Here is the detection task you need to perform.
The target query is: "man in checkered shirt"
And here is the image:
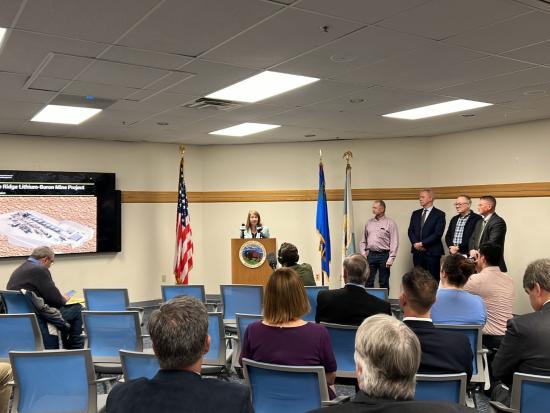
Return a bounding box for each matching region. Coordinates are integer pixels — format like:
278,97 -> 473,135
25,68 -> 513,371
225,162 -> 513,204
444,195 -> 482,255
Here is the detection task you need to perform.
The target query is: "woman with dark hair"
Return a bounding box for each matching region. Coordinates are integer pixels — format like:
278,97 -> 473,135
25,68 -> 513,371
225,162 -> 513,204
277,242 -> 316,286
242,210 -> 269,238
240,268 -> 337,397
431,254 -> 487,325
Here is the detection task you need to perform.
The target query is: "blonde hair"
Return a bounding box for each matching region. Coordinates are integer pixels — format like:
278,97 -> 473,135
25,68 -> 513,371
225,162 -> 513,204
246,210 -> 263,231
263,268 -> 310,324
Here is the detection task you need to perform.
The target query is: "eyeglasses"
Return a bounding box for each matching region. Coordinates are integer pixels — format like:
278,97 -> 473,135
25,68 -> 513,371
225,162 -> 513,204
454,203 -> 468,206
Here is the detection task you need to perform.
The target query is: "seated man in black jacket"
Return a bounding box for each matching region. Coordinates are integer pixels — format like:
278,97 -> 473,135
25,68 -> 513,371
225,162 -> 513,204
400,267 -> 473,382
7,246 -> 83,349
107,296 -> 253,413
316,254 -> 391,325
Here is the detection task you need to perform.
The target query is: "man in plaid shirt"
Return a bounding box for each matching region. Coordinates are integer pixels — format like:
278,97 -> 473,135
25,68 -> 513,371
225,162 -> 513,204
444,195 -> 482,255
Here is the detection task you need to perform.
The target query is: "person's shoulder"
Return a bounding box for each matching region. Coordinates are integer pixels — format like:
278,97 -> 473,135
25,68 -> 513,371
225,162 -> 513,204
206,377 -> 249,395
108,377 -> 149,399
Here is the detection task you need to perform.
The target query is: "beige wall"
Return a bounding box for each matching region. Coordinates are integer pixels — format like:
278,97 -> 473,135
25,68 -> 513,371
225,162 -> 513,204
2,118 -> 550,314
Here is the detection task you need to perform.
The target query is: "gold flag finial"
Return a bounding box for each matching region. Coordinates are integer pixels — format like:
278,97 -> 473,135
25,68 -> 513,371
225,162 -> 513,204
343,151 -> 353,165
179,145 -> 185,158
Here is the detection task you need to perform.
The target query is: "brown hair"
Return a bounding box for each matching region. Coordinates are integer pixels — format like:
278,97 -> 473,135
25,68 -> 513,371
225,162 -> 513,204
401,267 -> 438,313
441,254 -> 475,287
246,210 -> 263,231
263,268 -> 310,324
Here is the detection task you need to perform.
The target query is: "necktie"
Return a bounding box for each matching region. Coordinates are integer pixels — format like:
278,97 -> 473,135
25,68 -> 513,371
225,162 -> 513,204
475,220 -> 487,248
420,209 -> 427,237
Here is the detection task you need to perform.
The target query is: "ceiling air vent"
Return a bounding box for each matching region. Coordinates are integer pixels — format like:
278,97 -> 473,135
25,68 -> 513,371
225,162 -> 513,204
183,97 -> 242,111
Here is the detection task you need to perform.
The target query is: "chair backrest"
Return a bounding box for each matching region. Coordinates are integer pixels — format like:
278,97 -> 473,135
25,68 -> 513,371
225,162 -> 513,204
0,313 -> 44,361
161,285 -> 206,302
242,358 -> 329,413
236,313 -> 263,342
10,349 -> 98,413
0,290 -> 35,313
510,373 -> 550,413
320,322 -> 358,378
303,286 -> 329,321
204,312 -> 227,366
120,350 -> 160,381
82,311 -> 142,362
220,285 -> 263,322
366,288 -> 388,301
415,373 -> 467,405
83,288 -> 130,311
434,324 -> 483,381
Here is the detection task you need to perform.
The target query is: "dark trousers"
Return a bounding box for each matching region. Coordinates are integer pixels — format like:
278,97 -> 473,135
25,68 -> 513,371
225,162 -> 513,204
412,251 -> 441,281
483,334 -> 504,394
366,251 -> 391,290
59,304 -> 84,349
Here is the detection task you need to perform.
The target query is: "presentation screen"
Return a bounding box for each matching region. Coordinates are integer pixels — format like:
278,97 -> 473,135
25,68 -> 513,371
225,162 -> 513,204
0,171 -> 121,259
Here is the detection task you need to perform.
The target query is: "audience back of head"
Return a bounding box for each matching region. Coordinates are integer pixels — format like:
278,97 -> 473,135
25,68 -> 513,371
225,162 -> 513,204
263,268 -> 310,324
401,267 -> 437,314
277,242 -> 299,267
441,254 -> 476,287
479,243 -> 502,267
343,254 -> 368,285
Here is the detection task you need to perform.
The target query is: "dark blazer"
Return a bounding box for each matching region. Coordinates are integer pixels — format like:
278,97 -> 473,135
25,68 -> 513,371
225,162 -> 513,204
492,301 -> 550,386
307,391 -> 474,412
408,207 -> 446,256
403,319 -> 473,382
445,213 -> 482,254
315,285 -> 392,325
7,261 -> 66,308
106,369 -> 253,413
468,213 -> 507,272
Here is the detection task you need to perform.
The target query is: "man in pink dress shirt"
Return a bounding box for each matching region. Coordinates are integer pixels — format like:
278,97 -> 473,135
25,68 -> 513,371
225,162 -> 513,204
359,200 -> 399,291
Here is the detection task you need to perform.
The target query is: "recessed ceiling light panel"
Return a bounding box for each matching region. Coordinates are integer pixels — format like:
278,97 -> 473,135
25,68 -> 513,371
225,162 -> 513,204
31,105 -> 102,125
205,71 -> 319,103
382,99 -> 492,120
0,27 -> 6,46
209,122 -> 281,137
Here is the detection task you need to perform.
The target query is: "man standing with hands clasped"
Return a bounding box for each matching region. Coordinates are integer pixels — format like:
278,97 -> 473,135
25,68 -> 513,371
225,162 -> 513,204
359,200 -> 398,290
445,195 -> 481,255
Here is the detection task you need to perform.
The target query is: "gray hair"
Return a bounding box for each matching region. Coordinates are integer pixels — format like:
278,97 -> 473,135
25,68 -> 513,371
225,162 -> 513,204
373,200 -> 386,210
523,259 -> 550,292
344,254 -> 368,284
420,188 -> 435,199
457,195 -> 472,205
30,246 -> 55,260
148,296 -> 208,369
354,314 -> 421,400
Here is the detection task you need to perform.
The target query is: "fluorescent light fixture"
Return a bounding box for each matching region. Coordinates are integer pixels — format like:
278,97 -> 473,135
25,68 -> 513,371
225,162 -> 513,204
0,28 -> 6,46
31,105 -> 102,125
209,122 -> 281,137
205,71 -> 319,103
382,99 -> 493,120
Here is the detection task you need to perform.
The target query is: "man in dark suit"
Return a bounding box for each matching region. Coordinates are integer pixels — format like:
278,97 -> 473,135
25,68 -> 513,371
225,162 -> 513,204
315,254 -> 391,325
308,314 -> 473,413
400,267 -> 473,382
468,195 -> 507,272
492,258 -> 550,388
408,189 -> 446,281
445,195 -> 482,255
106,296 -> 252,413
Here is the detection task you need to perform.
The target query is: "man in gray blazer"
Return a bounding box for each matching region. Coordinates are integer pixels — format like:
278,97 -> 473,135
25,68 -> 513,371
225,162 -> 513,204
469,196 -> 507,272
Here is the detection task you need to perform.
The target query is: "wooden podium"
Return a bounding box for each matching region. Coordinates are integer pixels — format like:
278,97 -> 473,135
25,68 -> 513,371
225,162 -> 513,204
231,238 -> 276,286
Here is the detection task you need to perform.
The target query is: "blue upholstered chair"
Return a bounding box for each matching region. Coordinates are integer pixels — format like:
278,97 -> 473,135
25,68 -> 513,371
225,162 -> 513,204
320,322 -> 357,378
220,285 -> 263,324
0,313 -> 44,362
120,350 -> 160,381
415,373 -> 467,405
202,312 -> 232,376
0,289 -> 34,313
365,288 -> 388,301
490,373 -> 550,413
161,284 -> 206,302
303,286 -> 328,321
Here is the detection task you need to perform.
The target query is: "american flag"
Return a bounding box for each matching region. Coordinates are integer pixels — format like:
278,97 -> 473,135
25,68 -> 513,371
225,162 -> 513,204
173,156 -> 193,284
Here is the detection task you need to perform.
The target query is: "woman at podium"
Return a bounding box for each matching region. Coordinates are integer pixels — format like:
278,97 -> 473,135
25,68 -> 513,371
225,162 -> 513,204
241,210 -> 270,238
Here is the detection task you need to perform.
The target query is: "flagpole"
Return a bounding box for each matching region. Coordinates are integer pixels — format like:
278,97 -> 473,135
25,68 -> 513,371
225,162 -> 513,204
320,149 -> 325,287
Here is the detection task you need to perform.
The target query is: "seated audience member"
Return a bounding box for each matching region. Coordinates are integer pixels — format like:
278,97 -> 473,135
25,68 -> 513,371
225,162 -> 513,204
241,268 -> 337,397
431,254 -> 487,325
0,362 -> 13,413
491,258 -> 550,405
464,243 -> 514,352
107,296 -> 252,413
308,314 -> 474,413
6,246 -> 83,349
316,254 -> 391,325
278,242 -> 316,286
400,267 -> 473,381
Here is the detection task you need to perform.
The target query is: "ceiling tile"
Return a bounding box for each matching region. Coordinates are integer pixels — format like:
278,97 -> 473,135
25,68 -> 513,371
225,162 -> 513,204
63,80 -> 141,100
0,119 -> 24,133
296,0 -> 429,24
118,0 -> 281,56
100,46 -> 193,70
504,39 -> 550,65
0,101 -> 44,120
379,0 -> 531,40
16,0 -> 160,43
0,72 -> 56,103
272,26 -> 433,78
39,54 -> 94,79
448,11 -> 550,53
28,76 -> 70,93
77,60 -> 170,89
202,8 -> 364,69
0,0 -> 24,27
262,80 -> 361,107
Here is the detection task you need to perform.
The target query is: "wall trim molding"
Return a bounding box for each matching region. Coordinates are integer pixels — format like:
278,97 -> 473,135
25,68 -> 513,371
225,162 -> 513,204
122,182 -> 550,203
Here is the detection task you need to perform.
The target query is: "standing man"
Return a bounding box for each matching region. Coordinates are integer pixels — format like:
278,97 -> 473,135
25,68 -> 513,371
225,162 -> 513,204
408,189 -> 446,281
359,200 -> 399,290
445,195 -> 482,255
468,195 -> 507,272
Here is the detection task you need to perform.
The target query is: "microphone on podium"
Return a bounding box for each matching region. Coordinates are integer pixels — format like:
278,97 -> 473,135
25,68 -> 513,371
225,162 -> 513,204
257,226 -> 263,238
240,223 -> 246,239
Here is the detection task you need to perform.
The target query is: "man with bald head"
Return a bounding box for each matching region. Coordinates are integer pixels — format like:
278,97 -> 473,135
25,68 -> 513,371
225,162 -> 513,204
445,195 -> 482,255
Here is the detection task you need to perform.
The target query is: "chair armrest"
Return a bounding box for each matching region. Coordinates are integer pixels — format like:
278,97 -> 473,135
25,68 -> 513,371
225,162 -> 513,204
488,401 -> 518,412
322,395 -> 351,406
95,376 -> 118,384
7,380 -> 15,387
127,306 -> 144,312
140,334 -> 150,338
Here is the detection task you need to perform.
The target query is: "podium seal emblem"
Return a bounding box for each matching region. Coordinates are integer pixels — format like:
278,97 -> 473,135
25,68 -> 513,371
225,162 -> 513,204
239,240 -> 266,269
